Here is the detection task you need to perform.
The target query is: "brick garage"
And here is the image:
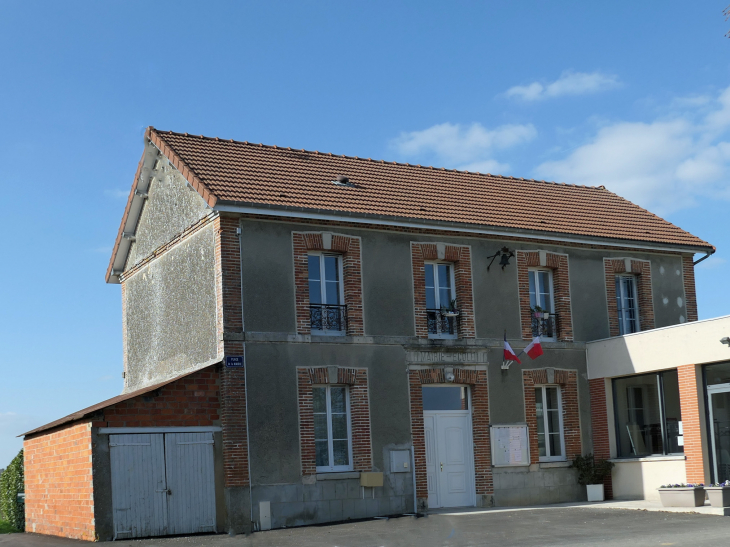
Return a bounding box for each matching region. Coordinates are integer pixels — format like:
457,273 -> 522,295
22,365 -> 227,542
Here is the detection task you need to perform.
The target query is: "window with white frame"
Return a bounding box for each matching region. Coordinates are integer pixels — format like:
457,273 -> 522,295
535,385 -> 565,461
313,385 -> 352,472
425,262 -> 457,338
615,275 -> 639,335
528,269 -> 556,339
308,253 -> 346,334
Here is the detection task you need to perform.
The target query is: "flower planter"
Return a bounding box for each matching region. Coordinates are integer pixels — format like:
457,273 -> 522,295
442,311 -> 459,317
706,486 -> 730,507
586,484 -> 604,502
658,487 -> 706,507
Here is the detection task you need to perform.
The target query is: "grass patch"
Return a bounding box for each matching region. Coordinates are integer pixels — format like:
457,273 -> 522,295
0,520 -> 18,534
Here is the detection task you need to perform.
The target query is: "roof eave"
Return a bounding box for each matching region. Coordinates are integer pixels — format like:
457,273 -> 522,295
213,200 -> 715,255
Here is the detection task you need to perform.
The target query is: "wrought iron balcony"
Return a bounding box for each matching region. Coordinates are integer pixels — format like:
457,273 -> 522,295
427,308 -> 460,338
310,304 -> 347,333
531,312 -> 559,339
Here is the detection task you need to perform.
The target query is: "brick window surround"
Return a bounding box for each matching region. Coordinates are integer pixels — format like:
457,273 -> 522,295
681,254 -> 699,323
411,243 -> 475,339
589,378 -> 613,499
297,367 -> 372,477
517,250 -> 573,341
523,369 -> 581,465
293,232 -> 364,336
604,258 -> 655,337
408,367 -> 491,509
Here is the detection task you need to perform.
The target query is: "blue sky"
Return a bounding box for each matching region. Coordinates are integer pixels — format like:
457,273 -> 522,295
1,1 -> 729,467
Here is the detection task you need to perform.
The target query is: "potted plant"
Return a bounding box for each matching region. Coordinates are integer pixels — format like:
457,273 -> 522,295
441,299 -> 459,317
658,483 -> 706,507
571,454 -> 614,502
705,480 -> 730,507
531,305 -> 550,320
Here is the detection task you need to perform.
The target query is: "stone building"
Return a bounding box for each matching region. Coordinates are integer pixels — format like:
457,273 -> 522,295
21,127 -> 714,540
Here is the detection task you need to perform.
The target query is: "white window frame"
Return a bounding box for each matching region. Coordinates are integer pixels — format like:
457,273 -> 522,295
314,384 -> 354,473
535,385 -> 566,462
615,274 -> 640,335
528,268 -> 556,340
424,261 -> 457,340
308,252 -> 346,335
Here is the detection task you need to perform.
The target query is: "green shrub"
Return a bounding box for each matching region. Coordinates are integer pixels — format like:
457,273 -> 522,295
0,450 -> 24,532
570,453 -> 614,486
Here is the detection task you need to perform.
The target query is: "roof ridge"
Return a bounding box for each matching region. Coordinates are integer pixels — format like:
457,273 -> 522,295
152,127 -> 605,190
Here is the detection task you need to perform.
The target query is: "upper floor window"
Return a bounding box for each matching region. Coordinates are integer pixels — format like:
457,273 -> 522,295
308,253 -> 346,334
425,262 -> 458,338
615,275 -> 639,335
535,385 -> 565,461
313,385 -> 352,472
529,269 -> 557,340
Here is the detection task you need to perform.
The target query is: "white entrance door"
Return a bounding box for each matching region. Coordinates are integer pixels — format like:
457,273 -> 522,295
110,432 -> 217,539
423,411 -> 475,508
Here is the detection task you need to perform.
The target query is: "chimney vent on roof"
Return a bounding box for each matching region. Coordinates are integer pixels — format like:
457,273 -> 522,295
332,175 -> 352,187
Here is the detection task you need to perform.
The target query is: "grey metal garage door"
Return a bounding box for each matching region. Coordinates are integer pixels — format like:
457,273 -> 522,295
110,432 -> 216,539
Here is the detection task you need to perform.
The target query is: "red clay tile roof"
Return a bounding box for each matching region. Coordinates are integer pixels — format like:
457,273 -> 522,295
143,127 -> 712,251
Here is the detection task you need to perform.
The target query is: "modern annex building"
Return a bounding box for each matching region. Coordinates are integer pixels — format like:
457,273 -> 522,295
21,127 -> 716,541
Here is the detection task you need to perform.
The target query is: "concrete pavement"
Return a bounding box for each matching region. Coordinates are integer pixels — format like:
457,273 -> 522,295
3,506 -> 730,546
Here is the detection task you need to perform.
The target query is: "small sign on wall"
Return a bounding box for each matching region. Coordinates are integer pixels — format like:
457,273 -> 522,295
225,356 -> 244,368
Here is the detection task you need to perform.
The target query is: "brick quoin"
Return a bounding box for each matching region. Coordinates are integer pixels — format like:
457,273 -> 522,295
604,258 -> 655,337
297,367 -> 372,477
677,364 -> 706,483
409,368 -> 491,508
588,378 -> 613,499
410,243 -> 476,339
215,214 -> 250,488
516,251 -> 574,341
523,370 -> 581,465
292,232 -> 364,336
24,422 -> 95,541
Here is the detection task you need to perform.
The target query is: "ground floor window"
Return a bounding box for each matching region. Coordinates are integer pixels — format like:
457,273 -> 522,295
535,385 -> 565,461
314,385 -> 352,472
613,369 -> 683,458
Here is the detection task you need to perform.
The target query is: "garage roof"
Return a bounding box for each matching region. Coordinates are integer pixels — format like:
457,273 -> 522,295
20,366 -> 215,438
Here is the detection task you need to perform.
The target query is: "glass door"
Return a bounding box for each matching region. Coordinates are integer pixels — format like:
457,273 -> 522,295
708,384 -> 730,483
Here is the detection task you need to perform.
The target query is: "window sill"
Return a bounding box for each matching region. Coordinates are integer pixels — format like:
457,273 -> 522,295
539,461 -> 570,468
316,472 -> 360,481
609,455 -> 686,463
311,330 -> 346,337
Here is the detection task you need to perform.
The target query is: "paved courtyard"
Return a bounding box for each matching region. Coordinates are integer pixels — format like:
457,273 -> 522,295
4,506 -> 730,546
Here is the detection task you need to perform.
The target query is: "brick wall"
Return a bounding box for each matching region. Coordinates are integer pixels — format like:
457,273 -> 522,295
604,258 -> 655,337
94,367 -> 220,428
516,251 -> 574,341
677,364 -> 706,483
682,254 -> 698,322
214,214 -> 250,488
410,243 -> 475,339
297,367 -> 372,477
293,232 -> 364,336
408,368 -> 491,507
588,378 -> 612,499
24,422 -> 95,541
523,369 -> 581,464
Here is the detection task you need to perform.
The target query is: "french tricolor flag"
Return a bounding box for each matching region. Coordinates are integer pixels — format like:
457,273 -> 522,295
504,334 -> 521,364
525,336 -> 544,360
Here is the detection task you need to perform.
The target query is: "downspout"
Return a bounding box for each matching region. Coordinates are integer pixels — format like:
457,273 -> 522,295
693,249 -> 715,266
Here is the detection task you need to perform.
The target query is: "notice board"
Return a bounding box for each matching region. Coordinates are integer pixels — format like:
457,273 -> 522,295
490,424 -> 530,467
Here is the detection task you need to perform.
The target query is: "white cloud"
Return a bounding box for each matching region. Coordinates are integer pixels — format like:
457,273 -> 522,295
104,188 -> 129,200
697,256 -> 727,270
536,86 -> 730,215
390,122 -> 536,174
505,71 -> 620,101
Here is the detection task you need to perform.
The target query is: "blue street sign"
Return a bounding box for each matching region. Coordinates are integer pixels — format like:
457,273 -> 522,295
225,355 -> 244,368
